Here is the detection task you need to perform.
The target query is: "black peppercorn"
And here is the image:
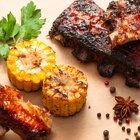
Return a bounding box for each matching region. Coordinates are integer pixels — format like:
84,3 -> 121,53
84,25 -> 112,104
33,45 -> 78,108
104,137 -> 109,140
106,113 -> 110,119
88,106 -> 91,109
97,113 -> 101,118
103,130 -> 109,137
138,126 -> 140,131
134,132 -> 138,137
110,86 -> 116,93
126,128 -> 131,134
136,136 -> 140,140
122,126 -> 125,131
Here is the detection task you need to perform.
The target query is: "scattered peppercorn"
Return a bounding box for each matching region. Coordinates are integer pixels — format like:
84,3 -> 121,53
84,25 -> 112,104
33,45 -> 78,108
103,130 -> 109,137
126,128 -> 131,134
125,118 -> 130,124
110,86 -> 116,93
106,113 -> 110,119
104,80 -> 109,86
136,136 -> 140,140
113,115 -> 118,121
134,132 -> 138,137
104,137 -> 109,140
138,126 -> 140,131
118,120 -> 123,125
88,106 -> 91,109
122,126 -> 125,131
97,113 -> 101,118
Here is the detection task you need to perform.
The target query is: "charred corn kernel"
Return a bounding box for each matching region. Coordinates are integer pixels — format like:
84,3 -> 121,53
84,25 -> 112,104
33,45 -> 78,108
42,65 -> 88,117
7,39 -> 56,92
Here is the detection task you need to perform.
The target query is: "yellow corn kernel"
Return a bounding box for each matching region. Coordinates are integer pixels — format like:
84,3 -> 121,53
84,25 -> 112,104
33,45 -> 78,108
23,73 -> 32,92
42,89 -> 54,110
42,65 -> 88,117
52,94 -> 61,116
32,74 -> 40,91
7,39 -> 56,92
16,76 -> 24,90
60,98 -> 69,116
68,94 -> 77,116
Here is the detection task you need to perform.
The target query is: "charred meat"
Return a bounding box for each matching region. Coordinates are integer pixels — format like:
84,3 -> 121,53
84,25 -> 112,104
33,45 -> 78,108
49,0 -> 112,63
49,0 -> 140,88
104,0 -> 140,48
0,85 -> 52,140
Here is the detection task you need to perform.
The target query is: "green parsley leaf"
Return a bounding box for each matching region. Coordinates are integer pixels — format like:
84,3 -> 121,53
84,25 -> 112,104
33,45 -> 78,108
0,12 -> 19,41
0,1 -> 46,59
19,18 -> 46,39
21,1 -> 41,24
0,26 -> 6,42
19,1 -> 46,39
0,44 -> 10,59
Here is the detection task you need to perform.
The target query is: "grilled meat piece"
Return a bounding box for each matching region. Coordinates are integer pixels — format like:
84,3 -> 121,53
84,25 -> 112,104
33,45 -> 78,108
49,0 -> 140,88
49,0 -> 112,62
104,0 -> 140,48
0,85 -> 52,140
113,41 -> 140,87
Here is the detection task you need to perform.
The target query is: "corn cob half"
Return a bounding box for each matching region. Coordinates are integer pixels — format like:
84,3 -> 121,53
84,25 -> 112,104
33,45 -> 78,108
7,39 -> 56,92
42,65 -> 88,117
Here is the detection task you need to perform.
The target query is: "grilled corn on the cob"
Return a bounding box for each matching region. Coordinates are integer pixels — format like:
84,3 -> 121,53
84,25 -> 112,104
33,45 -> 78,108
7,39 -> 56,92
42,65 -> 88,117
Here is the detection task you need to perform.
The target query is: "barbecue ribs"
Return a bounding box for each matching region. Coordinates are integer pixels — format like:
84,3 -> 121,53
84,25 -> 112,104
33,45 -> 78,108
0,85 -> 52,140
49,0 -> 140,88
104,0 -> 140,48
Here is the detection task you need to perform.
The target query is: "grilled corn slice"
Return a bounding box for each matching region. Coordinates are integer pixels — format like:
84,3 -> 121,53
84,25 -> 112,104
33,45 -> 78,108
7,39 -> 56,92
42,65 -> 88,117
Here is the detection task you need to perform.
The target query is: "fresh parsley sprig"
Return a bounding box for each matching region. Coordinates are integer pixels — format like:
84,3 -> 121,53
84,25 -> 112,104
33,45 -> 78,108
0,1 -> 46,59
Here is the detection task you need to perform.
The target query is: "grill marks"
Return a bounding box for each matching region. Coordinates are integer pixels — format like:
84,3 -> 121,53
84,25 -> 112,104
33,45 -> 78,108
49,0 -> 111,55
49,0 -> 140,88
0,85 -> 52,140
104,0 -> 140,47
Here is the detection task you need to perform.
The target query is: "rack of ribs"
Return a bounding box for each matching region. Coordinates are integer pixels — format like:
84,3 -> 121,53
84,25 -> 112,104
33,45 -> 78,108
0,85 -> 52,140
49,0 -> 140,88
104,0 -> 140,48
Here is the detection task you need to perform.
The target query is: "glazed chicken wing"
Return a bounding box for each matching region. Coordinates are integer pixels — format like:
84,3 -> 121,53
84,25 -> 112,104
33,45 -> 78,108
0,85 -> 52,140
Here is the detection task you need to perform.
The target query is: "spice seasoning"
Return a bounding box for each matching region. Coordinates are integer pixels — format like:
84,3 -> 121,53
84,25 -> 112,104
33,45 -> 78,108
113,115 -> 118,121
122,126 -> 125,131
136,136 -> 140,140
125,118 -> 130,124
138,126 -> 140,131
104,80 -> 109,86
134,132 -> 138,137
104,137 -> 109,140
126,128 -> 131,134
106,113 -> 110,119
110,86 -> 116,93
103,130 -> 109,137
97,113 -> 101,118
113,96 -> 139,120
103,130 -> 109,140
